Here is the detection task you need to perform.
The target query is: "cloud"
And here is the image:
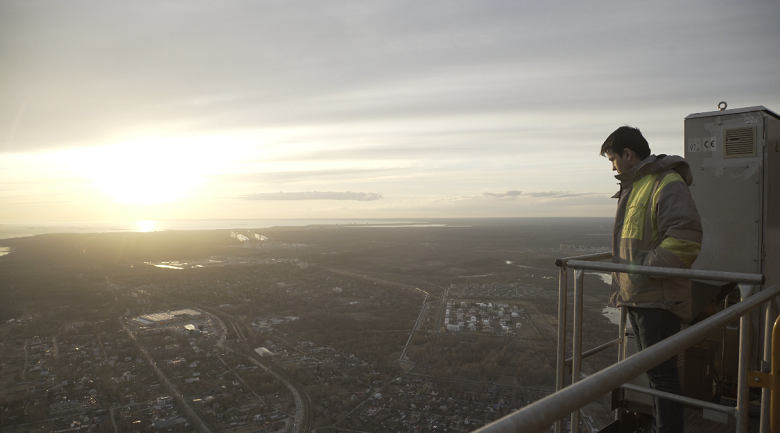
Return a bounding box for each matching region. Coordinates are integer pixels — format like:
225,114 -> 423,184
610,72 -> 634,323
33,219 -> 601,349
522,191 -> 613,202
525,192 -> 616,207
236,191 -> 383,201
212,168 -> 402,184
524,191 -> 579,198
479,190 -> 614,204
3,1 -> 778,154
3,1 -> 779,221
482,190 -> 522,198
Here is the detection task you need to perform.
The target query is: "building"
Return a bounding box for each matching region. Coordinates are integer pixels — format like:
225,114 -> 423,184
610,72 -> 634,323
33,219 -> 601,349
132,309 -> 202,326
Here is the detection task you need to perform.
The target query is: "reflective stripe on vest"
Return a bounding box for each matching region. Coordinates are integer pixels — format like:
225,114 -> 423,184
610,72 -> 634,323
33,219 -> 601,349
621,171 -> 685,241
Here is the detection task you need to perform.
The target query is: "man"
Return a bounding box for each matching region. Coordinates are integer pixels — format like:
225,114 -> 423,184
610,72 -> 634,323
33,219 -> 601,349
601,126 -> 702,433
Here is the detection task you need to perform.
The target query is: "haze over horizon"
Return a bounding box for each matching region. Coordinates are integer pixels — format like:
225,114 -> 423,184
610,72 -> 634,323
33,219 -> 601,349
2,1 -> 779,223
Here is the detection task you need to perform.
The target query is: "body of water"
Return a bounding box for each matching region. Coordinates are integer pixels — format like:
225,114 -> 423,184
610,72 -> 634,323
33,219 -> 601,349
602,307 -> 621,326
587,271 -> 620,325
0,219 -> 433,240
588,271 -> 612,285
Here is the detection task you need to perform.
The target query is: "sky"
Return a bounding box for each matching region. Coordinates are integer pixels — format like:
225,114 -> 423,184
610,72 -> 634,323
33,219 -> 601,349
1,0 -> 779,223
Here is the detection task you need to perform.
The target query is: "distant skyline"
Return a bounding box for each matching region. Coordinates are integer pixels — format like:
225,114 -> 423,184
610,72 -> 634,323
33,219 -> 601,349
2,1 -> 779,223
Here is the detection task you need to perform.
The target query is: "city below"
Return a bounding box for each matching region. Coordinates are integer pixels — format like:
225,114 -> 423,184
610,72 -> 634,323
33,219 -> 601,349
0,218 -> 618,433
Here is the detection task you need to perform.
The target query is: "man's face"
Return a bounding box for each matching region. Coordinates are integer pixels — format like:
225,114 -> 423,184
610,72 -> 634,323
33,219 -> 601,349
606,149 -> 636,174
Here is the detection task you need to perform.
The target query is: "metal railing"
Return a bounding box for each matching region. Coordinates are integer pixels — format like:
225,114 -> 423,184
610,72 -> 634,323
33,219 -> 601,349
750,314 -> 780,433
472,253 -> 778,433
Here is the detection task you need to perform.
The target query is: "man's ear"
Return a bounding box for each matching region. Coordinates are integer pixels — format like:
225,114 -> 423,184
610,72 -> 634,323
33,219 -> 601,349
623,148 -> 635,161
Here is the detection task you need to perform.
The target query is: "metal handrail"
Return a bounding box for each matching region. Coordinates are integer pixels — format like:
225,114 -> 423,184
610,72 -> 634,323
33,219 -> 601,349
553,252 -> 611,433
566,260 -> 765,284
619,382 -> 735,415
555,258 -> 766,432
554,252 -> 612,267
563,337 -> 621,368
749,315 -> 780,433
575,370 -> 737,415
472,284 -> 780,433
560,260 -> 767,433
480,255 -> 771,433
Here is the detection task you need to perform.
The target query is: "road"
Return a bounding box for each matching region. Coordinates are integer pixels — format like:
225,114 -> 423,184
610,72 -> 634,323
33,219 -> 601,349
154,269 -> 434,432
399,295 -> 429,362
316,266 -> 429,297
314,266 -> 432,366
143,294 -> 311,433
220,314 -> 312,433
119,316 -> 213,433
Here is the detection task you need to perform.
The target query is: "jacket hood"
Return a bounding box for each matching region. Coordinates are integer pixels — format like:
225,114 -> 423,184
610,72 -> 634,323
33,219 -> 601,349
615,154 -> 694,185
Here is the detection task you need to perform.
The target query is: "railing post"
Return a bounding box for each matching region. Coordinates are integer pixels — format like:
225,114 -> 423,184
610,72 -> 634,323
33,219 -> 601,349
555,265 -> 568,433
771,315 -> 780,433
571,269 -> 585,433
737,284 -> 755,433
759,298 -> 777,433
614,305 -> 627,423
618,306 -> 627,362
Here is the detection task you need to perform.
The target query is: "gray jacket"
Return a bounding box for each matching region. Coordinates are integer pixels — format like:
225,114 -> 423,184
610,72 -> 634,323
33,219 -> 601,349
609,155 -> 703,322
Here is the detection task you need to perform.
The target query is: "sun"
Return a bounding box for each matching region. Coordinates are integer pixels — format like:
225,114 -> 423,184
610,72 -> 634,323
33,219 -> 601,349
136,220 -> 156,232
74,138 -> 211,204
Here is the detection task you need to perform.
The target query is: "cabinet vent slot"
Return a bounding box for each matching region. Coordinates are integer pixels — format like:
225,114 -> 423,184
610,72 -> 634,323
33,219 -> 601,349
724,127 -> 756,158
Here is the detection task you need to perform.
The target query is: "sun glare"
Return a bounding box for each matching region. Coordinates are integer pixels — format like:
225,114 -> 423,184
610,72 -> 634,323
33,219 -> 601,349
69,138 -> 222,204
136,220 -> 156,232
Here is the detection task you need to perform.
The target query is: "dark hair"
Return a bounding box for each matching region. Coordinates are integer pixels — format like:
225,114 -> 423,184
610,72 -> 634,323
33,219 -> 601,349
600,126 -> 651,159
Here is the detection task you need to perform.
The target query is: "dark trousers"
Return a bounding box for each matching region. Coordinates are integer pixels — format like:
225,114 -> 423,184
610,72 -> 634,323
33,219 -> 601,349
627,307 -> 684,433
